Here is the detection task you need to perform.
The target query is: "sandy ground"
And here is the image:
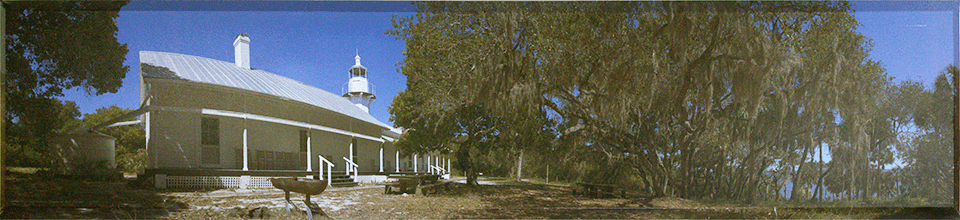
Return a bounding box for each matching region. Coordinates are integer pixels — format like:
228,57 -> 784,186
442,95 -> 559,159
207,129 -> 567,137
163,183 -> 486,219
3,170 -> 957,219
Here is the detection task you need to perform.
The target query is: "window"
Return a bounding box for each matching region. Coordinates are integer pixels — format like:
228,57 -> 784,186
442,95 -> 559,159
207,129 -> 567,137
300,130 -> 308,152
201,117 -> 219,145
201,117 -> 219,164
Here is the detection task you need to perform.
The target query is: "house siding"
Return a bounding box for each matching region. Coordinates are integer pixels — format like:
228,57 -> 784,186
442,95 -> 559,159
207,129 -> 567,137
144,78 -> 390,171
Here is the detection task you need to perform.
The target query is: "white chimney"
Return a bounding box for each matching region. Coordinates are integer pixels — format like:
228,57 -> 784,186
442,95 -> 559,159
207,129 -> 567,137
233,34 -> 250,69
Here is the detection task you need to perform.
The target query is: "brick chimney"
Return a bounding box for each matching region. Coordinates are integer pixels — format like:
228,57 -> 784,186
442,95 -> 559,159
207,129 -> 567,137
233,34 -> 250,69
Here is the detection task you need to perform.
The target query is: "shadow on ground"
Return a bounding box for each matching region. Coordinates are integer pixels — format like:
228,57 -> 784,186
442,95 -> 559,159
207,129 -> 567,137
875,207 -> 957,219
444,181 -> 670,218
443,180 -> 960,219
2,170 -> 188,219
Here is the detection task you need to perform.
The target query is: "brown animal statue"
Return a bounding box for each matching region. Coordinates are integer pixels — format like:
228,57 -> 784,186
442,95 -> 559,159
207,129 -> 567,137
270,177 -> 328,217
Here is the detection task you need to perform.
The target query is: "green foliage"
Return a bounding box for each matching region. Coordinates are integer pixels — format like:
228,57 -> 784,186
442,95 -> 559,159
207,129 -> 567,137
116,148 -> 147,174
4,1 -> 129,168
889,66 -> 957,204
388,3 -> 555,185
4,99 -> 81,167
389,1 -> 950,204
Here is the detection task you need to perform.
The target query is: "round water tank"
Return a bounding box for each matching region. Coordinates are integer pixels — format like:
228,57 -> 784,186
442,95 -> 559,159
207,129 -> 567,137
51,130 -> 116,175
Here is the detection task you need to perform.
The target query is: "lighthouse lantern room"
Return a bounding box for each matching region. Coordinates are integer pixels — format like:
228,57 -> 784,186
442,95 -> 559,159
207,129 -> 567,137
344,54 -> 376,112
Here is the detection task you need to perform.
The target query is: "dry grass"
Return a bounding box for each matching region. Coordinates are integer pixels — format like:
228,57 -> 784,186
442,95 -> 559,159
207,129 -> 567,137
3,171 -> 956,219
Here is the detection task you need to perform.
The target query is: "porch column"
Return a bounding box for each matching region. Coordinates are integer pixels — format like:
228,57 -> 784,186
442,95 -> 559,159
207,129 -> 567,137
349,141 -> 354,173
395,151 -> 400,173
242,128 -> 249,171
306,133 -> 312,172
379,146 -> 384,173
414,154 -> 418,173
427,155 -> 432,174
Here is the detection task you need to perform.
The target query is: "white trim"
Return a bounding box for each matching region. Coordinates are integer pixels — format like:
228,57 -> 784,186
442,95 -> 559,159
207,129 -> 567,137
382,135 -> 396,142
349,141 -> 354,168
343,157 -> 359,177
431,165 -> 447,174
318,155 -> 335,186
106,120 -> 141,128
148,105 -> 384,143
306,132 -> 312,172
92,95 -> 151,131
243,128 -> 249,171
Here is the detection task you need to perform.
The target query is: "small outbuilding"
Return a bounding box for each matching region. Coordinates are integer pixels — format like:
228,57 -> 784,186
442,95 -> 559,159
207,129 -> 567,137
50,129 -> 117,175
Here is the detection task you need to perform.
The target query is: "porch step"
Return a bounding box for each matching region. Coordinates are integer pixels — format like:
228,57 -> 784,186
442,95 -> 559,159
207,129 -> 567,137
323,172 -> 358,188
331,181 -> 358,187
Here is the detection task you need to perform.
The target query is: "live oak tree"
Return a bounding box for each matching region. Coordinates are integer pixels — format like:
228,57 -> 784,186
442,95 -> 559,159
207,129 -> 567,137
4,99 -> 81,167
893,66 -> 957,202
388,1 -> 947,203
5,1 -> 128,166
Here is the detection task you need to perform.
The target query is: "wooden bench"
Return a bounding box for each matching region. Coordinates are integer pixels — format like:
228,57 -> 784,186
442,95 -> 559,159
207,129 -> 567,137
418,174 -> 441,185
384,174 -> 445,195
574,183 -> 625,198
418,180 -> 451,196
384,177 -> 419,194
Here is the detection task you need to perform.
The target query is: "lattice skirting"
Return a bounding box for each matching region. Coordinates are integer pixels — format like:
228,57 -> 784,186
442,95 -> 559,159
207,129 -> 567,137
249,176 -> 273,189
161,175 -> 278,189
166,176 -> 241,188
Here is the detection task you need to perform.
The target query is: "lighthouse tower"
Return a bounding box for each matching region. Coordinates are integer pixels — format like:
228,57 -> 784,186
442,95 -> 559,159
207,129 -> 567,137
343,54 -> 376,112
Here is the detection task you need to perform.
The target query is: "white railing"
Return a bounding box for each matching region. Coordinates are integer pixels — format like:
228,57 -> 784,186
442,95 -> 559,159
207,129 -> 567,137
430,165 -> 447,174
318,155 -> 335,186
343,157 -> 359,177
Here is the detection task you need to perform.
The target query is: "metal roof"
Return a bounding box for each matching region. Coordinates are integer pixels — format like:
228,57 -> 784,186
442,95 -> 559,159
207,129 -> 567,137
139,51 -> 390,129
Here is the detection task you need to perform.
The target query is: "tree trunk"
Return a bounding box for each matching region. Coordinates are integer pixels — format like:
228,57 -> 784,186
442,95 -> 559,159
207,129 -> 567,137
810,139 -> 826,202
819,138 -> 824,201
516,149 -> 523,180
456,138 -> 478,186
791,137 -> 811,201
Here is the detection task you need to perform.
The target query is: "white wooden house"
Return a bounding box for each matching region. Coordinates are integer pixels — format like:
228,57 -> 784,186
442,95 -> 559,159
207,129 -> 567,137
135,35 -> 449,188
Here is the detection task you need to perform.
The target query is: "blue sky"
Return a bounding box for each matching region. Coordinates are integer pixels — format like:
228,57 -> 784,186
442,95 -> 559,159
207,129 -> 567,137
62,1 -> 956,133
64,2 -> 417,126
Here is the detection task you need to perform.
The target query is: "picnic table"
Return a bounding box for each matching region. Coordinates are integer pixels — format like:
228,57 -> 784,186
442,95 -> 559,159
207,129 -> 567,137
574,182 -> 625,198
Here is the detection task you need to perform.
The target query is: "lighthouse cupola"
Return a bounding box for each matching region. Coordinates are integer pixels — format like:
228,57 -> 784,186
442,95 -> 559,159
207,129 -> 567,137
343,54 -> 376,112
